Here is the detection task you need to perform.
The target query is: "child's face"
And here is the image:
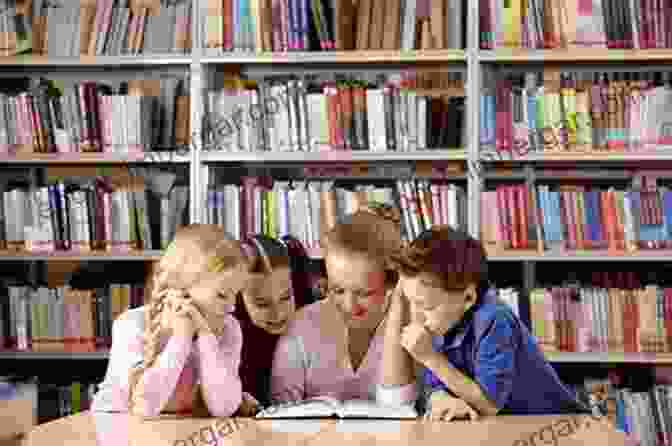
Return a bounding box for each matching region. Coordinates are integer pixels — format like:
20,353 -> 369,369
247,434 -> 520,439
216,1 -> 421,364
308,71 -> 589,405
242,266 -> 295,335
325,250 -> 388,329
400,273 -> 476,336
187,268 -> 249,323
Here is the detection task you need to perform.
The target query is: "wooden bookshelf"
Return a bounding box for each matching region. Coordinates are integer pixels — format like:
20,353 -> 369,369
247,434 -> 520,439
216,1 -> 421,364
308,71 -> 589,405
0,153 -> 190,164
0,55 -> 192,66
545,352 -> 672,364
0,251 -> 163,261
202,50 -> 467,64
478,48 -> 672,63
0,351 -> 109,360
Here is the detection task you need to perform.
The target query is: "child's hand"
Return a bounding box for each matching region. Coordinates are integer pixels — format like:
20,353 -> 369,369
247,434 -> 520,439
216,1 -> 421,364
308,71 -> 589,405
237,392 -> 261,417
177,300 -> 213,336
168,299 -> 197,338
425,391 -> 479,422
400,322 -> 436,365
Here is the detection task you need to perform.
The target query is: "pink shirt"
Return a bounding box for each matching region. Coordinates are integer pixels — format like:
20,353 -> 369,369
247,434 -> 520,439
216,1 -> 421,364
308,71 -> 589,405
91,306 -> 242,418
270,299 -> 417,405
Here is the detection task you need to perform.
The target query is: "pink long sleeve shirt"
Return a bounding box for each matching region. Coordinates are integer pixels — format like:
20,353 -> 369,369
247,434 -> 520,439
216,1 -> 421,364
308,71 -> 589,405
91,306 -> 243,417
270,299 -> 417,406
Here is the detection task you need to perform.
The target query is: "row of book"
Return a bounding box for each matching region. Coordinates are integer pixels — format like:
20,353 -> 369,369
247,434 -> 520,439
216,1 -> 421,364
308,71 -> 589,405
32,0 -> 192,56
206,75 -> 466,153
480,71 -> 672,155
1,178 -> 189,253
530,283 -> 672,354
1,284 -> 143,352
1,377 -> 97,424
205,178 -> 466,246
480,0 -> 672,50
0,77 -> 190,155
480,183 -> 672,252
205,0 -> 464,52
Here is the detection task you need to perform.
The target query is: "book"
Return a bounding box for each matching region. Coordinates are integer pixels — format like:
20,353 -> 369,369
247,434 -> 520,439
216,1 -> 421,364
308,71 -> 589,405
255,396 -> 419,419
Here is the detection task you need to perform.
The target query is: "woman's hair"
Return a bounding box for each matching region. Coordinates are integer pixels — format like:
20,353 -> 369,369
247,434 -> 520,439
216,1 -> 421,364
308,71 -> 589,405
390,225 -> 490,296
236,234 -> 312,310
322,202 -> 402,286
128,224 -> 251,416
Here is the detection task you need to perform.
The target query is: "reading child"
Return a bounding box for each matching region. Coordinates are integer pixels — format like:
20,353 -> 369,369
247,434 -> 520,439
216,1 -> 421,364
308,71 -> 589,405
270,204 -> 416,407
91,225 -> 251,417
234,235 -> 313,413
388,226 -> 586,420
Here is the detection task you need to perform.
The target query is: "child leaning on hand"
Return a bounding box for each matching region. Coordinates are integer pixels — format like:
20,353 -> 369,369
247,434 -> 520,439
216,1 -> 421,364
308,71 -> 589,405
386,226 -> 588,421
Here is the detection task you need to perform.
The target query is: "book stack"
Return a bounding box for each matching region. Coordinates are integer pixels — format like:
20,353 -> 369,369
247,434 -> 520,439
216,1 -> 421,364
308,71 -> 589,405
206,0 -> 465,52
1,283 -> 143,352
205,177 -> 467,246
206,74 -> 466,153
479,0 -> 672,49
0,77 -> 190,156
480,179 -> 672,254
0,175 -> 189,253
480,71 -> 672,157
31,0 -> 192,56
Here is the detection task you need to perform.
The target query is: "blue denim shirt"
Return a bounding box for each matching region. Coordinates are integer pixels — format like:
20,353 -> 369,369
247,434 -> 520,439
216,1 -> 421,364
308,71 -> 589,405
424,289 -> 585,415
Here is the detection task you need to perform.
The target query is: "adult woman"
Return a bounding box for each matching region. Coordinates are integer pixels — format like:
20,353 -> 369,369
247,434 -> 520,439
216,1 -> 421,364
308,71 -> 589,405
91,224 -> 251,417
234,235 -> 312,410
269,204 -> 416,406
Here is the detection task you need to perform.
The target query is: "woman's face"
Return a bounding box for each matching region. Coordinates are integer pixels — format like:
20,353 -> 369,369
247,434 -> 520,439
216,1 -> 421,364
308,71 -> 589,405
325,250 -> 388,330
242,266 -> 295,335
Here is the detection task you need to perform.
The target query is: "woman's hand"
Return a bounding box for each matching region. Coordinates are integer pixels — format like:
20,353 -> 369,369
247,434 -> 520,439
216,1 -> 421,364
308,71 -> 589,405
425,391 -> 479,422
237,392 -> 261,417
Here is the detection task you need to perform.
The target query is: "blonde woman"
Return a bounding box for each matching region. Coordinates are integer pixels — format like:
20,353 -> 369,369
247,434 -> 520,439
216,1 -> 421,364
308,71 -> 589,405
269,204 -> 417,407
91,225 -> 251,417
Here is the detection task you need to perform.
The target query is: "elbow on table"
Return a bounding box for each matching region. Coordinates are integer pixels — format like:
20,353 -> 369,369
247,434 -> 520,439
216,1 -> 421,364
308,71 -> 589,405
207,387 -> 244,418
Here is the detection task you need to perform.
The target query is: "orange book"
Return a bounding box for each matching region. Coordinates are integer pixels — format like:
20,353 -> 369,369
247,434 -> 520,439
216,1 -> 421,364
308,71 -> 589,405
356,0 -> 372,49
517,185 -> 529,249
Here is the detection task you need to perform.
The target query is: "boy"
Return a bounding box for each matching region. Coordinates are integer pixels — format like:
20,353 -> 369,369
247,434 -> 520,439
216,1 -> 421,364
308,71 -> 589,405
384,226 -> 586,421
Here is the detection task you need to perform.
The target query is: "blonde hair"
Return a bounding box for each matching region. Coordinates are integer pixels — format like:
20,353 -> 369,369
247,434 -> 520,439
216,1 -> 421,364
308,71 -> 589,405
128,224 -> 250,416
322,202 -> 402,285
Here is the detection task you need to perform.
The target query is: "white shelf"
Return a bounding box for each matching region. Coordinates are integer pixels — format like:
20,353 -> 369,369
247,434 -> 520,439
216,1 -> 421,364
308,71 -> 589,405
481,151 -> 672,162
0,350 -> 109,360
0,55 -> 192,66
203,50 -> 467,64
546,352 -> 672,364
0,152 -> 190,164
478,48 -> 672,63
487,251 -> 672,262
0,251 -> 163,261
201,150 -> 467,163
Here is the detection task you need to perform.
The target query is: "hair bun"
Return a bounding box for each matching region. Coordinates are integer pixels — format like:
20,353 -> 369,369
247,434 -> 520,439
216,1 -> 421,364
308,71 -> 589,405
358,202 -> 401,225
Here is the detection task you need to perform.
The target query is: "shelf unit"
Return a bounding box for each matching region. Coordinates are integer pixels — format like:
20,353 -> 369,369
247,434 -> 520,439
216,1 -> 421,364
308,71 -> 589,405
2,0 -> 671,366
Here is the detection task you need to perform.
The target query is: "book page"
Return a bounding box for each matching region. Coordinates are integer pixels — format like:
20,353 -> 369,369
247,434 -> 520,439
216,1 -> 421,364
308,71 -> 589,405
255,396 -> 342,419
341,400 -> 419,419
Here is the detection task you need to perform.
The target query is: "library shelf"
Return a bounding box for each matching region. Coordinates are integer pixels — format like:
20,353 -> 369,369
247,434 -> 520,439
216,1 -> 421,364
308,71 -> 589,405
0,152 -> 190,164
486,249 -> 672,262
478,48 -> 672,63
200,149 -> 467,163
0,55 -> 193,66
480,152 -> 672,163
545,352 -> 672,364
0,350 -> 110,360
0,251 -> 163,261
202,50 -> 467,64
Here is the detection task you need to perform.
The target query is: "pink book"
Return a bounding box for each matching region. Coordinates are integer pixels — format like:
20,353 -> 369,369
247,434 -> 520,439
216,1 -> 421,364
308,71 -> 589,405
280,0 -> 289,51
440,184 -> 449,226
430,184 -> 440,225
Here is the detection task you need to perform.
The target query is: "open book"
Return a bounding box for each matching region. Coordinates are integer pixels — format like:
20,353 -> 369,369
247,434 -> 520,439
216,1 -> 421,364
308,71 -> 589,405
256,396 -> 418,419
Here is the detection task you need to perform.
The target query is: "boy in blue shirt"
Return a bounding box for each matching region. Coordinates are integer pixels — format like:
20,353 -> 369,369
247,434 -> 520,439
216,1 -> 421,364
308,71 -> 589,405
384,226 -> 586,421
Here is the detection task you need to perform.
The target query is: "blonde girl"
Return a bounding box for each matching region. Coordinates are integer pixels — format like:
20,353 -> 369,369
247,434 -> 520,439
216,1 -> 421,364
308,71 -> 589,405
92,225 -> 252,417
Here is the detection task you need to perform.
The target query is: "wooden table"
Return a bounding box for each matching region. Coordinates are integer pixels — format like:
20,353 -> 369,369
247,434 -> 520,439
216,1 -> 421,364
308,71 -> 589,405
24,411 -> 636,446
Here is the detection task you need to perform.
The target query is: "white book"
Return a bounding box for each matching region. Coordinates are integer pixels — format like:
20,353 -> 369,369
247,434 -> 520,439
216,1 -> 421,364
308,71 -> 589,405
366,89 -> 386,151
257,397 -> 418,419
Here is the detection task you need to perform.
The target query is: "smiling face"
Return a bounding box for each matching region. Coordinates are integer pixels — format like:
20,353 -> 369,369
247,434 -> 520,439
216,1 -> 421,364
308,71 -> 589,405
325,250 -> 389,330
241,266 -> 295,335
400,273 -> 477,336
186,268 -> 249,325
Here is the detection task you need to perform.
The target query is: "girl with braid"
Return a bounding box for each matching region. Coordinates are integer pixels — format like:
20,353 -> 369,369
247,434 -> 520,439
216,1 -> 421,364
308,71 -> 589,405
91,225 -> 252,418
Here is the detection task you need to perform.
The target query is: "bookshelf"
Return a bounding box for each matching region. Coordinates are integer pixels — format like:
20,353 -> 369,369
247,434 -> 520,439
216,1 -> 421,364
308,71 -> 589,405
5,0 -> 672,393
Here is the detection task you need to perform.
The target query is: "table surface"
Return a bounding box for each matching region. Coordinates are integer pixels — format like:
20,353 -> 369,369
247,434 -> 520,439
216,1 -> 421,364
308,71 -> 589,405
24,412 -> 635,446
